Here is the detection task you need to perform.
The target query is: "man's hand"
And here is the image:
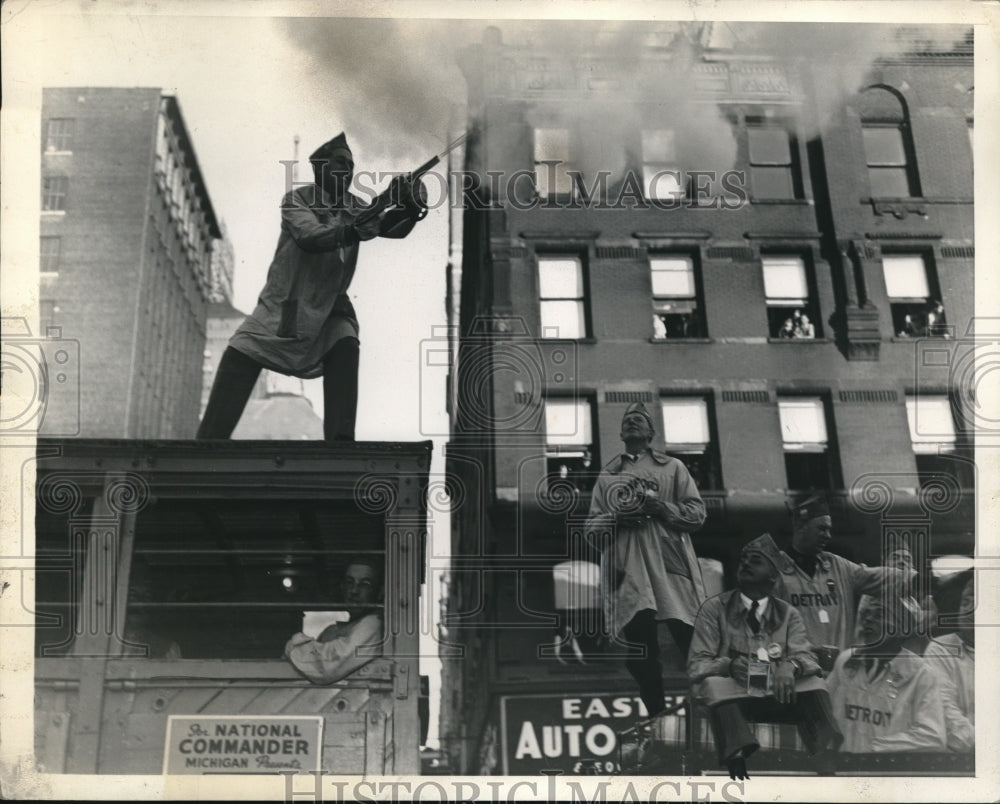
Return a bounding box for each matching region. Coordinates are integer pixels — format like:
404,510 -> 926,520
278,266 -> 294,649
729,656 -> 749,685
353,214 -> 382,242
641,490 -> 667,521
773,662 -> 797,705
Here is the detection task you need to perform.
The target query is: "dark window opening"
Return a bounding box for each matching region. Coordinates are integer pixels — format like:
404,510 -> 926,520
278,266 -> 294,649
36,496 -> 388,660
784,452 -> 839,493
544,399 -> 598,497
661,397 -> 722,491
780,397 -> 841,492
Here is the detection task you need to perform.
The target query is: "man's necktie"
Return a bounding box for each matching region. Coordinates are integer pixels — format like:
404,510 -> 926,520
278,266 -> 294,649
747,600 -> 761,634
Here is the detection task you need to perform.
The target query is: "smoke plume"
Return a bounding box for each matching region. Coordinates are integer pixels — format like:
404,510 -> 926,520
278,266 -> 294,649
278,19 -> 971,183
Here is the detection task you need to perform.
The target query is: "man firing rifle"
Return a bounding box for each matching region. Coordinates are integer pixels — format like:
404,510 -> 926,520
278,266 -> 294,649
198,131 -> 444,441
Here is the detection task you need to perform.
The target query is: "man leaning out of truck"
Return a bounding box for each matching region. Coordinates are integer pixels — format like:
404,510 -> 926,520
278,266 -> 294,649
285,556 -> 384,684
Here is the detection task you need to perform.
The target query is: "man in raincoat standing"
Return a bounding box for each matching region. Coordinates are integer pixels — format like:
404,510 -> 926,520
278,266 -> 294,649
585,402 -> 707,718
198,132 -> 424,441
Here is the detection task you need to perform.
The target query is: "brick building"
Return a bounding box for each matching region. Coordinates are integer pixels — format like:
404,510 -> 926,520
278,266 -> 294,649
40,87 -> 222,437
440,24 -> 975,774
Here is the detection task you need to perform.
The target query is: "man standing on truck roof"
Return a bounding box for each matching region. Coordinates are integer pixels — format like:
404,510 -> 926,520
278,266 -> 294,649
285,556 -> 384,684
197,132 -> 426,441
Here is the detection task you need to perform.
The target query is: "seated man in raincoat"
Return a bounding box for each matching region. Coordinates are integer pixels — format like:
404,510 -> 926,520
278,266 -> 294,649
688,534 -> 843,780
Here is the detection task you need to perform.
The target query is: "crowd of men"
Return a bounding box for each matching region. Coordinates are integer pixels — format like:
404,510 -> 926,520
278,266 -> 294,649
586,402 -> 975,779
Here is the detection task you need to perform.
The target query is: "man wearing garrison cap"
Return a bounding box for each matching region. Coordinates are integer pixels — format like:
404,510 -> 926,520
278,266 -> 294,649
585,401 -> 707,718
826,589 -> 947,753
766,495 -> 917,668
687,534 -> 842,779
198,132 -> 425,441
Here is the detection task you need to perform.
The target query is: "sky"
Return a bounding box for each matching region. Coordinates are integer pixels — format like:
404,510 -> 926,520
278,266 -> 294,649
4,0 -> 998,768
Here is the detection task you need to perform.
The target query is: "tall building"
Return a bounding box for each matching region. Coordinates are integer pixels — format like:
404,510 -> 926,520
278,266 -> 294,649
40,87 -> 222,438
441,24 -> 974,774
209,218 -> 236,305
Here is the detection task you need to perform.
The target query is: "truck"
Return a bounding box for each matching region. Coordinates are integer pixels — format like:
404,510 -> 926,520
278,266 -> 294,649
32,439 -> 431,775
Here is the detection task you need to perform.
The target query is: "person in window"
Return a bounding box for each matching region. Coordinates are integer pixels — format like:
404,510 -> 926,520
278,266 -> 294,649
794,313 -> 815,339
924,574 -> 974,752
826,593 -> 947,753
778,318 -> 796,339
764,495 -> 916,671
585,402 -> 707,719
925,300 -> 949,338
285,556 -> 384,684
197,132 -> 426,441
898,313 -> 919,338
688,534 -> 842,780
652,315 -> 668,340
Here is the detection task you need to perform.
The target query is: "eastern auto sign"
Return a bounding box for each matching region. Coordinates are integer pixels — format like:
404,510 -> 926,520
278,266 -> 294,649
500,692 -> 684,774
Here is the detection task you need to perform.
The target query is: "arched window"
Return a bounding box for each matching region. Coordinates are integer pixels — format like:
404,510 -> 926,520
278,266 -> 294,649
858,86 -> 920,198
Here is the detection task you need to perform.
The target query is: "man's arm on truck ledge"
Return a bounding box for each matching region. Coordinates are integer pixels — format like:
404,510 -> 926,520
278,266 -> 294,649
284,614 -> 384,684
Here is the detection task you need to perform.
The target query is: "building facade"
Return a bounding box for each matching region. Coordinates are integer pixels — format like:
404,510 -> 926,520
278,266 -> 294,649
440,24 -> 975,774
40,87 -> 222,438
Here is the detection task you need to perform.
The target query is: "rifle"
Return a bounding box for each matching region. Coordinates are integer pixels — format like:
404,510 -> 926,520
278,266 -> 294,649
353,130 -> 471,226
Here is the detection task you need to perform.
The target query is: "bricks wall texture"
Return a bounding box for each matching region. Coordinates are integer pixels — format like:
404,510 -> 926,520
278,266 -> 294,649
40,88 -> 216,437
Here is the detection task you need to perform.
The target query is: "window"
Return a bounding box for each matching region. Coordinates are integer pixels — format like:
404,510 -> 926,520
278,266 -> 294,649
40,299 -> 58,332
779,397 -> 840,491
882,254 -> 947,338
552,560 -> 604,656
661,397 -> 720,489
859,87 -> 920,198
642,129 -> 685,201
762,255 -> 819,338
544,399 -> 597,495
42,175 -> 68,212
747,119 -> 801,199
538,255 -> 587,339
650,256 -> 705,339
533,128 -> 576,198
44,118 -> 74,152
906,395 -> 970,488
862,127 -> 915,197
40,237 -> 61,273
119,499 -> 388,659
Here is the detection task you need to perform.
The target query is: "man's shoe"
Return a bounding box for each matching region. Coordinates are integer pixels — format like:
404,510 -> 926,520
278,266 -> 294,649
727,756 -> 750,781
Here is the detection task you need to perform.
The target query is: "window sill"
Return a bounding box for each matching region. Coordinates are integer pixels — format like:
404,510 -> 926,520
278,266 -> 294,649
648,337 -> 713,344
540,337 -> 597,344
890,335 -> 953,343
767,337 -> 830,344
41,210 -> 67,217
749,198 -> 812,206
861,196 -> 926,204
43,150 -> 73,157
